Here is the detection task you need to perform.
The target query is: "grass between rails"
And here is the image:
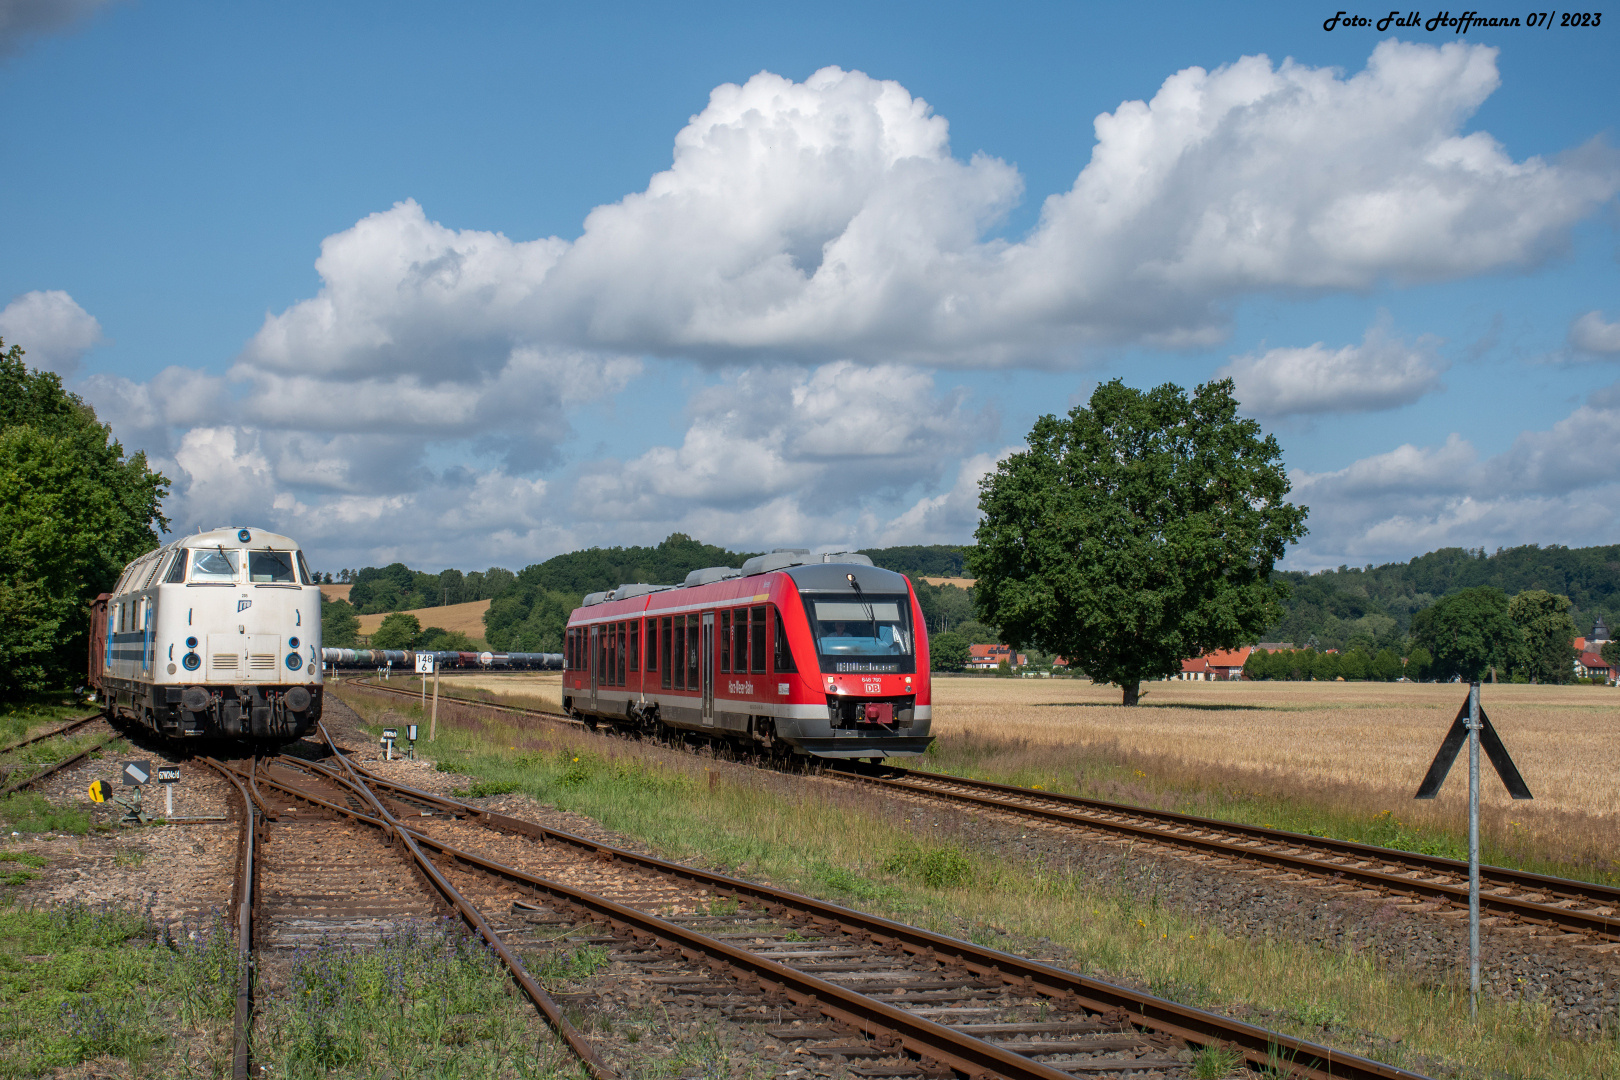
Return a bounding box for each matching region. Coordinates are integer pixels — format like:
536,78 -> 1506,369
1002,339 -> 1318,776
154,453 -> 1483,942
336,683 -> 1620,1080
257,921 -> 578,1080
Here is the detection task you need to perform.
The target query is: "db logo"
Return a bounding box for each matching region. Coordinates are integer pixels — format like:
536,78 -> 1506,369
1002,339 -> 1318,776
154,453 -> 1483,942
863,681 -> 882,694
237,599 -> 252,612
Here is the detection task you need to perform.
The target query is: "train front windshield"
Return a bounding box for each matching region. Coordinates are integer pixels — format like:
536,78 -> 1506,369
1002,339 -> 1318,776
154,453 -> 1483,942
804,596 -> 915,673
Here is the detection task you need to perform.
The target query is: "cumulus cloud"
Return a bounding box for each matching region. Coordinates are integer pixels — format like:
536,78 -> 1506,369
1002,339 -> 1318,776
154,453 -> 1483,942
876,449 -> 1015,546
1287,389 -> 1620,568
0,290 -> 104,376
572,362 -> 996,543
0,0 -> 112,58
245,44 -> 1618,371
1569,310 -> 1620,355
1219,317 -> 1447,417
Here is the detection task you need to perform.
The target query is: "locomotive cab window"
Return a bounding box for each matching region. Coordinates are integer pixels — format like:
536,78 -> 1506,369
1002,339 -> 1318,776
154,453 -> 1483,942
803,596 -> 916,674
164,550 -> 188,583
191,548 -> 238,583
295,550 -> 316,585
249,551 -> 297,584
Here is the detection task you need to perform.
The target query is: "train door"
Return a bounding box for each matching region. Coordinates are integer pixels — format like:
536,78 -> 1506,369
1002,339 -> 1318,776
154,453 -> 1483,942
588,625 -> 599,712
700,612 -> 715,726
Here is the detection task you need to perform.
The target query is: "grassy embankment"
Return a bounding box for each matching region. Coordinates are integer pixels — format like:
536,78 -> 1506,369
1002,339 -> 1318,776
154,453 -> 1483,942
336,680 -> 1620,1080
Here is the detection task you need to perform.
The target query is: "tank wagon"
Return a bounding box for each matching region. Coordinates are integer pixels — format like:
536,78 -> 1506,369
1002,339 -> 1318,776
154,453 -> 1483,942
88,526 -> 323,741
563,551 -> 933,760
319,649 -> 561,670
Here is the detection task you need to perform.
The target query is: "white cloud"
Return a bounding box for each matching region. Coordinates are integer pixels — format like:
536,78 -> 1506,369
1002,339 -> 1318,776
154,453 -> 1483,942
244,45 -> 1618,372
877,449 -> 1015,546
572,362 -> 996,545
0,290 -> 104,376
1569,310 -> 1620,355
1287,390 -> 1620,568
1218,317 -> 1447,417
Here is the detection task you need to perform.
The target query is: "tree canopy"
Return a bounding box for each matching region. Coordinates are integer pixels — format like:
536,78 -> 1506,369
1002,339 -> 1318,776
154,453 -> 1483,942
969,378 -> 1308,705
0,342 -> 168,698
1507,589 -> 1577,684
1408,586 -> 1520,681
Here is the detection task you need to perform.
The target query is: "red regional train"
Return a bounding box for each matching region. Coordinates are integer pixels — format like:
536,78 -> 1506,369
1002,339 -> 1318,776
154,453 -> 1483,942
563,550 -> 933,760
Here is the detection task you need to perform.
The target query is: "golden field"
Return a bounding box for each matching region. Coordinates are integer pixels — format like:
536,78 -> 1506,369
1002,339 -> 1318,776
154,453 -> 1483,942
415,671 -> 1618,874
355,598 -> 492,637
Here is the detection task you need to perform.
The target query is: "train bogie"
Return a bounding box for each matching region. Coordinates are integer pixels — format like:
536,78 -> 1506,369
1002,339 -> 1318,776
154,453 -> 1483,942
561,552 -> 933,759
89,526 -> 324,741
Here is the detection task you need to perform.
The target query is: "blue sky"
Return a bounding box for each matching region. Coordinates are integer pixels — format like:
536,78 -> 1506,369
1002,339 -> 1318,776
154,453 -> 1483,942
2,1 -> 1616,573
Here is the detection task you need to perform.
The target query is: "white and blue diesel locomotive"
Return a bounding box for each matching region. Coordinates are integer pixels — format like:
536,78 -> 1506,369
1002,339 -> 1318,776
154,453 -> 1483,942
89,526 -> 324,741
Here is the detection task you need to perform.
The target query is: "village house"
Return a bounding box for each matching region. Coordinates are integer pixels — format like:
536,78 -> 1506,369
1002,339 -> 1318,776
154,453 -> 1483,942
967,643 -> 1027,670
1177,646 -> 1254,681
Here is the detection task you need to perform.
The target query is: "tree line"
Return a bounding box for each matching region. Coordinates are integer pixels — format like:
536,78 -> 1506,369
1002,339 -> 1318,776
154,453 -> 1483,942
0,343 -> 167,700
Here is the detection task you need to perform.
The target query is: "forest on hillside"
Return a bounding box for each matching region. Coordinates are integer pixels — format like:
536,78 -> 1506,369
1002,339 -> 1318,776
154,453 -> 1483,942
322,537 -> 1619,658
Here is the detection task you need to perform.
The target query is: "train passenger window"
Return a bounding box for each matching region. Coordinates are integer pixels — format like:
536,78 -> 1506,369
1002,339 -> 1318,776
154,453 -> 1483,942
660,617 -> 672,688
164,550 -> 188,583
564,628 -> 572,670
646,619 -> 657,672
750,607 -> 766,674
672,618 -> 685,690
599,627 -> 609,685
628,622 -> 639,673
686,613 -> 700,689
617,622 -> 627,685
733,610 -> 748,674
295,550 -> 315,585
191,548 -> 238,583
719,610 -> 731,673
248,551 -> 296,583
772,606 -> 797,673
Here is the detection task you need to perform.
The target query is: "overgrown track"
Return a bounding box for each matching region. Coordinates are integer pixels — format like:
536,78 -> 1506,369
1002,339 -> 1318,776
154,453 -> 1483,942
0,713 -> 100,755
293,743 -> 1426,1079
348,676 -> 1620,943
0,713 -> 119,799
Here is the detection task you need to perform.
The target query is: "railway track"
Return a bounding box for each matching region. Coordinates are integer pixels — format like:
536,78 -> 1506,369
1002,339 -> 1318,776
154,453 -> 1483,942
217,723 -> 1425,1079
346,676 -> 1620,944
0,713 -> 120,799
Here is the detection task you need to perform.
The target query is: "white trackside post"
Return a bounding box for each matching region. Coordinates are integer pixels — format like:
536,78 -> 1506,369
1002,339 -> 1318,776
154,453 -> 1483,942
431,665 -> 439,741
1467,678 -> 1481,1021
166,784 -> 173,819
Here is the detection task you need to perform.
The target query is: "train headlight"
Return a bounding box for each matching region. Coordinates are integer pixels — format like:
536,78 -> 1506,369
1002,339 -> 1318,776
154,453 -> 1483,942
237,528 -> 251,543
183,652 -> 201,671
286,652 -> 302,670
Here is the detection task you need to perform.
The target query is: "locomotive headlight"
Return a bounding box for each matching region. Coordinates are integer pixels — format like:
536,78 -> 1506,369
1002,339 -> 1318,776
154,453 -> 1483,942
183,652 -> 201,671
286,652 -> 302,670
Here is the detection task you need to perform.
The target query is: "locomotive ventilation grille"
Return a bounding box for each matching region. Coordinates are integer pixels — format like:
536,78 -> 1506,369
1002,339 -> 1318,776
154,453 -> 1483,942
250,654 -> 277,671
212,654 -> 238,671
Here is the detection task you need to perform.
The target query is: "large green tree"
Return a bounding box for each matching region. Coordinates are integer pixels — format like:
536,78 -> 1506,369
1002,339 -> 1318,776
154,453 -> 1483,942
1507,589 -> 1577,684
970,378 -> 1308,705
0,342 -> 168,697
1409,586 -> 1517,682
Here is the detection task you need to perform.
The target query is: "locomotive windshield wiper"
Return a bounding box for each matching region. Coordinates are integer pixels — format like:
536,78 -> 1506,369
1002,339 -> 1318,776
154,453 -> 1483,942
846,573 -> 877,639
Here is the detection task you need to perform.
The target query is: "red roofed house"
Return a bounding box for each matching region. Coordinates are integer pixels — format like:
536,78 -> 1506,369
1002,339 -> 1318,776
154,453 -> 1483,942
1178,646 -> 1255,681
967,643 -> 1027,670
1572,617 -> 1613,683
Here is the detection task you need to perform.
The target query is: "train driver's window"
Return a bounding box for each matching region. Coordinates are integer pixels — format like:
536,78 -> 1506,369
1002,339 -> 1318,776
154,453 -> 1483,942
719,611 -> 731,673
749,607 -> 767,674
191,548 -> 238,583
249,551 -> 297,583
772,606 -> 797,673
164,550 -> 189,584
295,551 -> 316,585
